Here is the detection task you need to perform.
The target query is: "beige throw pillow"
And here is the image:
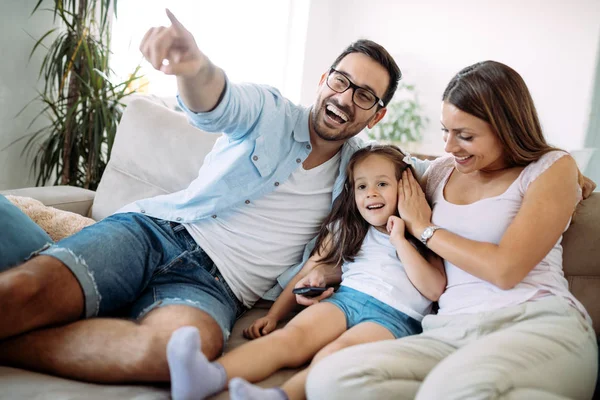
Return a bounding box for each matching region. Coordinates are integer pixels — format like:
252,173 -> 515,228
6,195 -> 95,242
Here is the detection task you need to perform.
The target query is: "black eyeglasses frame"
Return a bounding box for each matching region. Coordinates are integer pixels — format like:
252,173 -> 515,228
326,68 -> 385,110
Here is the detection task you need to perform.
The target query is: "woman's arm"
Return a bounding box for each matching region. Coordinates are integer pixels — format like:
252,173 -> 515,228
398,156 -> 579,290
387,217 -> 446,301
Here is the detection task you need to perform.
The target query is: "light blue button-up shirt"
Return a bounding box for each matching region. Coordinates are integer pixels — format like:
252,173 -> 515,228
130,78 -> 430,299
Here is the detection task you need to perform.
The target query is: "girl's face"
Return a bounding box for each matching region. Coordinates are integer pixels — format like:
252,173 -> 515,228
441,101 -> 508,174
353,154 -> 399,232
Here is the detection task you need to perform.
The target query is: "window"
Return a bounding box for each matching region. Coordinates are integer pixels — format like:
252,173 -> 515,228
111,0 -> 306,102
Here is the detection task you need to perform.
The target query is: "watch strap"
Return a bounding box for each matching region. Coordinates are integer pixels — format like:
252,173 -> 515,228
420,225 -> 442,245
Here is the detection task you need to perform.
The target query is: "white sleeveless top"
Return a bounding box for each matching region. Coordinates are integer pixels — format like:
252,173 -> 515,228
425,151 -> 590,322
341,226 -> 432,321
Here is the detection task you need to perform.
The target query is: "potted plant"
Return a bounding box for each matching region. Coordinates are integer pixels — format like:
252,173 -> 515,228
19,0 -> 142,190
368,82 -> 429,152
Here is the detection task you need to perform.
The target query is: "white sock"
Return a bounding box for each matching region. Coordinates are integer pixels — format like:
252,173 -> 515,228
229,377 -> 288,400
166,326 -> 227,400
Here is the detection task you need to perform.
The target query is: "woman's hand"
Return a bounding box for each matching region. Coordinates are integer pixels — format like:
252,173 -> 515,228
397,169 -> 432,237
294,269 -> 334,306
386,215 -> 407,247
582,175 -> 596,199
243,315 -> 278,340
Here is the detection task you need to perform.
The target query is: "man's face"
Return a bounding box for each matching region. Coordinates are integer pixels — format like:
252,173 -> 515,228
311,53 -> 390,143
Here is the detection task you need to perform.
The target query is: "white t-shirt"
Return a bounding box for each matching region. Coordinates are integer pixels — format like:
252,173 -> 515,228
341,226 -> 433,321
184,151 -> 341,307
425,151 -> 590,322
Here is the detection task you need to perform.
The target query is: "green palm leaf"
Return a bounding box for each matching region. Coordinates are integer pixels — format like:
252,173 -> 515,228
19,0 -> 142,190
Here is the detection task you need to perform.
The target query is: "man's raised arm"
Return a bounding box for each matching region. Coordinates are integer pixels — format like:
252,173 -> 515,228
139,9 -> 225,113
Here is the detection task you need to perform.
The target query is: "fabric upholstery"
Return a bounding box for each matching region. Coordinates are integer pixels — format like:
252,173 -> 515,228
91,98 -> 219,221
0,186 -> 95,216
563,192 -> 600,334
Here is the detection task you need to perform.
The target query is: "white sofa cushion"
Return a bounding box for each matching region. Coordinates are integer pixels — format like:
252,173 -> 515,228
0,186 -> 95,216
91,98 -> 220,221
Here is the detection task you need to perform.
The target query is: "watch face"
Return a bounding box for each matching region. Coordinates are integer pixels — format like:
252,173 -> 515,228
424,227 -> 433,237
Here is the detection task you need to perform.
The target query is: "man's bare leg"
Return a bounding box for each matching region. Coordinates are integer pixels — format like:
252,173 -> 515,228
0,304 -> 223,383
0,256 -> 84,339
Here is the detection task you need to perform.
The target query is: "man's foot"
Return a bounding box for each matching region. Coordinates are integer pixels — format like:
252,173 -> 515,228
167,326 -> 227,400
229,377 -> 288,400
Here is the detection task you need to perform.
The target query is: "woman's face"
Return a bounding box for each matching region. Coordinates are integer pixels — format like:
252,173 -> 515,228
353,154 -> 399,232
441,101 -> 508,174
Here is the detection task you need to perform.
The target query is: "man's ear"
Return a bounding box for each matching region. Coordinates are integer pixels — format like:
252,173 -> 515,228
367,107 -> 387,129
318,72 -> 327,87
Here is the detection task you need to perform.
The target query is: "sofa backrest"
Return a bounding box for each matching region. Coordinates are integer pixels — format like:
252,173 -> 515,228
91,98 -> 219,220
562,192 -> 600,335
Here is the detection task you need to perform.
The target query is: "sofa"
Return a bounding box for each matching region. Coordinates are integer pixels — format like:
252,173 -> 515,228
1,97 -> 598,399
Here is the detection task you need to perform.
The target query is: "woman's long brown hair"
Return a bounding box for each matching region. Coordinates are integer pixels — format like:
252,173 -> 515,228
443,61 -> 562,166
310,144 -> 423,267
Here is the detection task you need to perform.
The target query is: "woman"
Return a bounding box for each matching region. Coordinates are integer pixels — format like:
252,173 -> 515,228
304,61 -> 598,399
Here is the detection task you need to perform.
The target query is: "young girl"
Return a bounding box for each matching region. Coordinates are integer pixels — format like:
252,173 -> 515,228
166,144 -> 446,400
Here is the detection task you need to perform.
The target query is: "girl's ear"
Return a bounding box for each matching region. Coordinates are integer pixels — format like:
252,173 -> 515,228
367,108 -> 387,129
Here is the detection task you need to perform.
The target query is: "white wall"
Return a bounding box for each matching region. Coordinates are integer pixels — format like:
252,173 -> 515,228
2,1 -> 599,189
299,1 -> 347,105
300,0 -> 600,156
0,3 -> 55,190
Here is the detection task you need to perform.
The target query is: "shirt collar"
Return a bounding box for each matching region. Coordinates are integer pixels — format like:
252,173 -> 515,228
292,106 -> 313,143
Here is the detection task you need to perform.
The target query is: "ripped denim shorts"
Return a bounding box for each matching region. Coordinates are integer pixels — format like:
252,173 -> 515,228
40,212 -> 246,341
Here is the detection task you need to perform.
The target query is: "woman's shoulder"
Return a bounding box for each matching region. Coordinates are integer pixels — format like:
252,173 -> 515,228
424,155 -> 454,199
518,150 -> 578,194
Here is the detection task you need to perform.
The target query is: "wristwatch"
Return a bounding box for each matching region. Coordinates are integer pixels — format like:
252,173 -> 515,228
420,225 -> 442,245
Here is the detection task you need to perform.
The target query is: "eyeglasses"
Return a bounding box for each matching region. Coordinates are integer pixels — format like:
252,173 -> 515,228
326,68 -> 384,110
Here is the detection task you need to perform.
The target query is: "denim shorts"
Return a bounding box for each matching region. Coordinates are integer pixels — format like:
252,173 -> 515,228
323,286 -> 422,339
39,212 -> 246,341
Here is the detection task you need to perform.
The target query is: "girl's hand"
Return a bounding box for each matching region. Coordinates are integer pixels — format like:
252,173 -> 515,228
386,215 -> 407,247
294,270 -> 334,306
397,169 -> 432,237
243,315 -> 278,340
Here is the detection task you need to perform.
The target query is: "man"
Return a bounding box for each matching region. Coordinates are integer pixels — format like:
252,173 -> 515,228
0,10 -> 425,383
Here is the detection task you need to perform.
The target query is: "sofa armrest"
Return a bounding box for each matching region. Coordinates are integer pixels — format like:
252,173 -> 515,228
0,186 -> 95,217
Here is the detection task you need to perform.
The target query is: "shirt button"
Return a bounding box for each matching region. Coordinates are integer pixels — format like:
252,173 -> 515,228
176,217 -> 182,221
245,200 -> 250,204
253,155 -> 259,161
274,182 -> 280,187
212,215 -> 217,219
296,158 -> 301,163
140,209 -> 146,214
306,144 -> 311,150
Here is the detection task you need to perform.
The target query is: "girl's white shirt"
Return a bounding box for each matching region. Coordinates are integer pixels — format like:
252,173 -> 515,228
341,226 -> 433,322
426,151 -> 590,323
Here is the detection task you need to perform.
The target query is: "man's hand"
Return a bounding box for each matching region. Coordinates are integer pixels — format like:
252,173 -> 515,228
243,315 -> 278,340
139,9 -> 206,77
294,269 -> 334,306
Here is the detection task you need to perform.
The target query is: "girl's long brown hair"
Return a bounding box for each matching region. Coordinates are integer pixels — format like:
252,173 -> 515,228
311,144 -> 423,267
